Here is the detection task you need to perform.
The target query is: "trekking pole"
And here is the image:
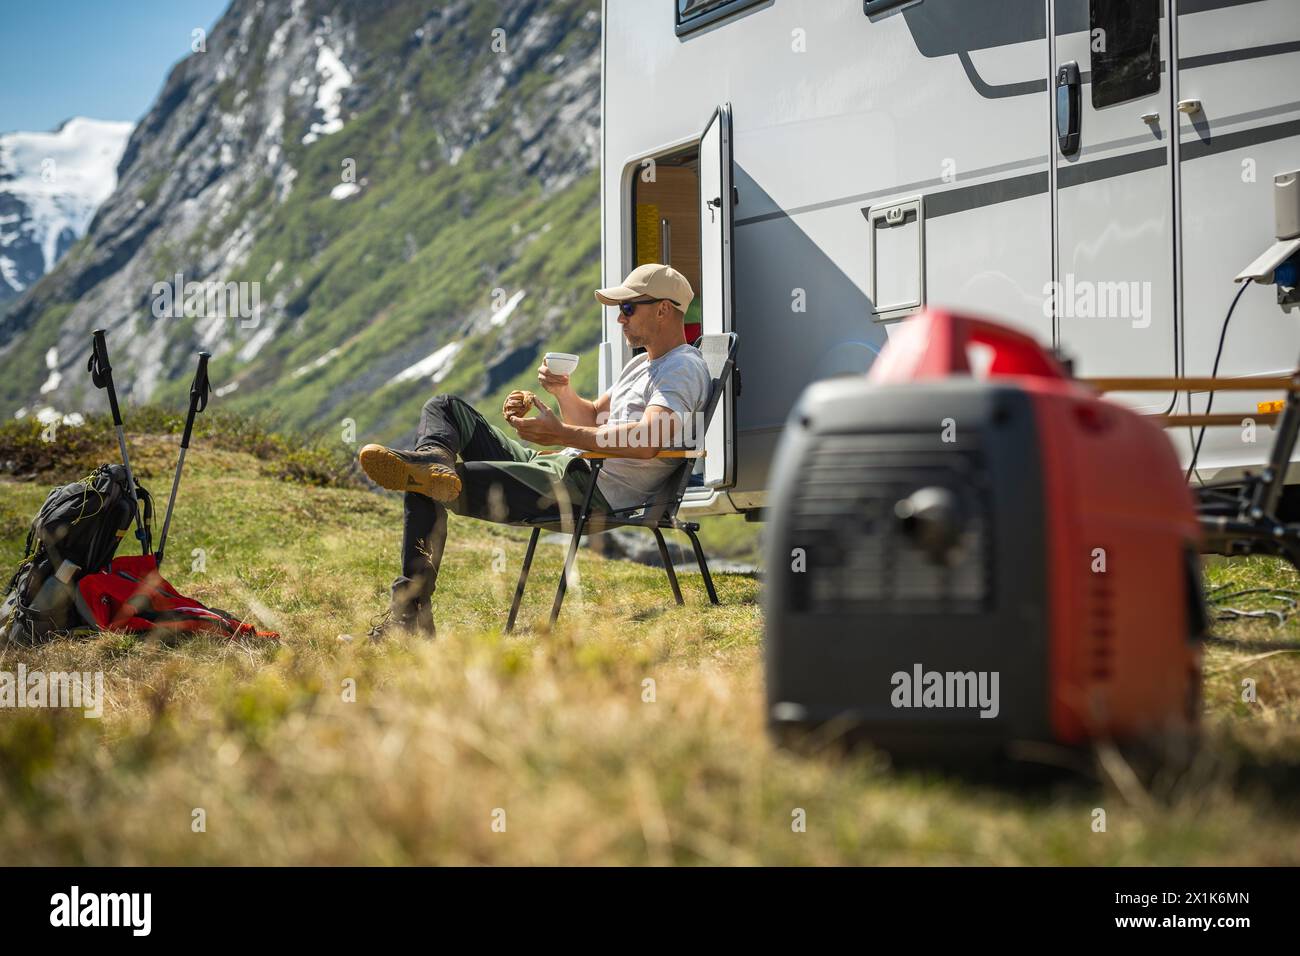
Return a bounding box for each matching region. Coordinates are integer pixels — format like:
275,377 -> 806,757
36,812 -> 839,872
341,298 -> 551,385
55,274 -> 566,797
156,351 -> 210,568
88,329 -> 149,555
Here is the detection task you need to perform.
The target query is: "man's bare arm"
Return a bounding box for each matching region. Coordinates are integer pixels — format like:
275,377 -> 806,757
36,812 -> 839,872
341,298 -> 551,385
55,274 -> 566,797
536,362 -> 609,428
510,401 -> 677,460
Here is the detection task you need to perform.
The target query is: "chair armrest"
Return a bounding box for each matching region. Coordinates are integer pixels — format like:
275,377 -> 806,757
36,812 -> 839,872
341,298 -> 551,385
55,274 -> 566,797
578,449 -> 706,460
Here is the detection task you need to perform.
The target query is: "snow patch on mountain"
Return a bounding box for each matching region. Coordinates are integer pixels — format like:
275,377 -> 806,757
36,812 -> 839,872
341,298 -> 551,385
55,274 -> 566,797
17,405 -> 85,428
394,341 -> 462,384
39,346 -> 62,394
301,43 -> 353,145
292,345 -> 342,378
237,323 -> 278,362
489,290 -> 527,327
0,255 -> 23,292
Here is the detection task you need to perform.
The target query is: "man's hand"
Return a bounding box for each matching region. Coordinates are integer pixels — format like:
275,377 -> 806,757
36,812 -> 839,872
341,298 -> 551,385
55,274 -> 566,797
508,395 -> 570,446
537,362 -> 571,396
534,361 -> 607,428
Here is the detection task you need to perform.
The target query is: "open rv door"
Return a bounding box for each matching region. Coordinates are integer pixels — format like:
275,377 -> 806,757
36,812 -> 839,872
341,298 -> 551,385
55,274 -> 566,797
699,104 -> 737,488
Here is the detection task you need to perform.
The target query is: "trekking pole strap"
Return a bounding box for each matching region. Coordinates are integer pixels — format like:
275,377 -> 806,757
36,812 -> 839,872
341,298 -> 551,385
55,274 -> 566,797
180,352 -> 211,449
88,329 -> 124,427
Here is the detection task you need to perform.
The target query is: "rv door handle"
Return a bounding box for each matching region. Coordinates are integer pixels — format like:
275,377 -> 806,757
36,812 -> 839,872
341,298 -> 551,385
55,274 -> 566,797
1056,61 -> 1081,156
1141,112 -> 1159,125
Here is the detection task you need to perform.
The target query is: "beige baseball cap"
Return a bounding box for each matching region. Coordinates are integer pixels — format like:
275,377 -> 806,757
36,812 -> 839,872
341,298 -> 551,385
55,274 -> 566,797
595,263 -> 694,313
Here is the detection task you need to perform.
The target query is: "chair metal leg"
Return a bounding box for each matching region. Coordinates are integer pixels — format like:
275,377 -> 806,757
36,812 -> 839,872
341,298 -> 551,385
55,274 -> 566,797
549,461 -> 602,628
652,527 -> 684,605
683,523 -> 719,605
505,527 -> 541,633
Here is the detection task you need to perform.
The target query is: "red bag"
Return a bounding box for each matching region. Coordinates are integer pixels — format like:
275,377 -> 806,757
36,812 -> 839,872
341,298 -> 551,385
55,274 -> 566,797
77,554 -> 277,639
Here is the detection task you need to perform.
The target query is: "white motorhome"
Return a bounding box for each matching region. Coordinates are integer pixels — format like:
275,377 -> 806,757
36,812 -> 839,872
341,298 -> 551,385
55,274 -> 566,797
597,0 -> 1300,517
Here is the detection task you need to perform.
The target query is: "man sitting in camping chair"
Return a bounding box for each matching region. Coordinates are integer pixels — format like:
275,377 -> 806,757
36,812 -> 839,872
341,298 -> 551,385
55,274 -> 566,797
359,264 -> 711,638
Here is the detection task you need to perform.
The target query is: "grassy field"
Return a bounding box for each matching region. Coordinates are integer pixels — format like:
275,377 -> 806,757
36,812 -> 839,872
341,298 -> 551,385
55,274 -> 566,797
1,424 -> 1299,864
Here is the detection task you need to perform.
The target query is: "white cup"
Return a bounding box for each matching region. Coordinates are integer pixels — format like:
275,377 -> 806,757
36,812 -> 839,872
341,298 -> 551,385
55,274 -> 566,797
544,352 -> 580,377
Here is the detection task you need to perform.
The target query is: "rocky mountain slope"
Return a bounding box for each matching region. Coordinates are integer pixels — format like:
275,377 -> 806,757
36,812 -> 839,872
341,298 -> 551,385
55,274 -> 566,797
0,0 -> 602,442
0,117 -> 133,306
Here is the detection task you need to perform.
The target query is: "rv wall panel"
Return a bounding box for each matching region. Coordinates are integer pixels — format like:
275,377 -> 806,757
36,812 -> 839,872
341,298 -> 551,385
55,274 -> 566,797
604,0 -> 1054,512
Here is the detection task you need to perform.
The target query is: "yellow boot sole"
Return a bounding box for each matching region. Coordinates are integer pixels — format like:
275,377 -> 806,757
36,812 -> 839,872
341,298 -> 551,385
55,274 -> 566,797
359,444 -> 462,502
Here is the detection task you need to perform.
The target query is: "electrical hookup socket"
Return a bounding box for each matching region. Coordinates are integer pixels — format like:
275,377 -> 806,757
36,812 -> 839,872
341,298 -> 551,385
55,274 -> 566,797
1236,168 -> 1300,313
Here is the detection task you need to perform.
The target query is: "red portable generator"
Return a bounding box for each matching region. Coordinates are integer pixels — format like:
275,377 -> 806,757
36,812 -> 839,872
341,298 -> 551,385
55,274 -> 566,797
763,310 -> 1206,759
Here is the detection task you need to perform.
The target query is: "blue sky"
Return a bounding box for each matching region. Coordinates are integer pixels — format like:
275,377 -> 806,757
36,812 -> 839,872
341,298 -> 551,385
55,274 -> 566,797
0,0 -> 230,134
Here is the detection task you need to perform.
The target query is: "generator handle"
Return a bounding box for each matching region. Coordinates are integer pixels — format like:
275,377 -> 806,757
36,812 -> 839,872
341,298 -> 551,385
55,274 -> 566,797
868,309 -> 1069,385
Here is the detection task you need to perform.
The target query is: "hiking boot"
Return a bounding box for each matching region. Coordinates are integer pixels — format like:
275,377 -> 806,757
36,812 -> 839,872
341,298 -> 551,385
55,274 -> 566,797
359,444 -> 462,502
367,601 -> 436,641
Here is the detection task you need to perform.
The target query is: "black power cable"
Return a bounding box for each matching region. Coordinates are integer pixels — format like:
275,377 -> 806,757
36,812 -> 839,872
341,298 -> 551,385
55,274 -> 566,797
1186,280 -> 1253,482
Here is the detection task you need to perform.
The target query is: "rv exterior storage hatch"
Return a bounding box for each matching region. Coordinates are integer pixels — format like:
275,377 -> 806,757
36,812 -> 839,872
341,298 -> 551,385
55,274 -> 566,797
867,197 -> 926,322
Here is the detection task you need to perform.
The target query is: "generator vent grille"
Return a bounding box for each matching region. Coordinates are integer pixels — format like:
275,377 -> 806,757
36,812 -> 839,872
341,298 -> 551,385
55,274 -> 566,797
1088,564 -> 1114,681
787,433 -> 993,614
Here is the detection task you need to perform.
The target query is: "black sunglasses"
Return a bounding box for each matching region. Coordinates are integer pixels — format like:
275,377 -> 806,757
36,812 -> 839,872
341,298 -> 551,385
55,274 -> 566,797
617,297 -> 679,317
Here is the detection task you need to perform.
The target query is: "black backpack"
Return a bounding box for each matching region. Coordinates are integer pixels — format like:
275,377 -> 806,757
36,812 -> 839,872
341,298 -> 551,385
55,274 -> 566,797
1,464 -> 152,645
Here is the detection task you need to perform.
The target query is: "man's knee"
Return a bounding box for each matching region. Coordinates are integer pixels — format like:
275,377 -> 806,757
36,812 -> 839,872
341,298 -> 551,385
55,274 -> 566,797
422,393 -> 462,417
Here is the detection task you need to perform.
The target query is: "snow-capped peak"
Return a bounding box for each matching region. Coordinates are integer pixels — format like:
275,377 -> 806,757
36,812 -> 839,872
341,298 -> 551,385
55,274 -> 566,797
0,117 -> 133,297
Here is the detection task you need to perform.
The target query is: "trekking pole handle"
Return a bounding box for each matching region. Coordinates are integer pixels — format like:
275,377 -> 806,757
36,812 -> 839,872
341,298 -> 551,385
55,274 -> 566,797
180,352 -> 212,449
89,329 -> 124,427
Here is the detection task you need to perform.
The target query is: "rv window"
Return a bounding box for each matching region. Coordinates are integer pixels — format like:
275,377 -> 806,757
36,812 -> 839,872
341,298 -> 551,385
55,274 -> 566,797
862,0 -> 914,16
1089,0 -> 1161,109
676,0 -> 766,36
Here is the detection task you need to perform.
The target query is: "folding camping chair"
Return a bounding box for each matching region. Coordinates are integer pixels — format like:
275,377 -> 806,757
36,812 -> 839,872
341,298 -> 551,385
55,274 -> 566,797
504,332 -> 740,632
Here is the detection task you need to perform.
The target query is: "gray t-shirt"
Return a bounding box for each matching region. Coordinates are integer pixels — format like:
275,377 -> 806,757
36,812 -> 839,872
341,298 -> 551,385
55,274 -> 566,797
564,343 -> 711,511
